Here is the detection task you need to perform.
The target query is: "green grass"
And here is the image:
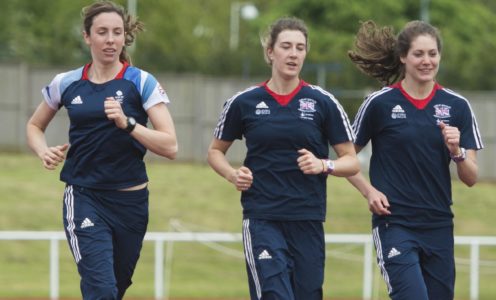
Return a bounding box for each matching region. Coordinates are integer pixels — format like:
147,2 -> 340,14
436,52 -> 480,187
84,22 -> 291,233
0,153 -> 495,299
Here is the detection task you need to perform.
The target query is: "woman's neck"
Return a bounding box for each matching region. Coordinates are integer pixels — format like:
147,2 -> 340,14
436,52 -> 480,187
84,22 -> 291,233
88,61 -> 123,84
401,78 -> 435,100
266,76 -> 300,95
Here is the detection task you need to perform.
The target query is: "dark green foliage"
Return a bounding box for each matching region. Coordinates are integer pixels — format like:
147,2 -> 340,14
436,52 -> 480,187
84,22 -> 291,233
0,0 -> 495,90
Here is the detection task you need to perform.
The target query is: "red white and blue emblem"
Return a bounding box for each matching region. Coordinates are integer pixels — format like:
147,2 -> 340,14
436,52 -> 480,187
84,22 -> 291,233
433,104 -> 451,119
298,98 -> 316,112
298,98 -> 317,120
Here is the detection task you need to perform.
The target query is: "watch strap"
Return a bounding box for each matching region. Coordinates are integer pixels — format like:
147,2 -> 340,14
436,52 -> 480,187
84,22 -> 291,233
323,159 -> 335,174
450,147 -> 466,163
125,117 -> 136,133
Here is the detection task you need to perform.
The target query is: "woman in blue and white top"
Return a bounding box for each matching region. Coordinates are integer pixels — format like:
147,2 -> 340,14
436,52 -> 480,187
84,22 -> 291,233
26,1 -> 177,298
208,17 -> 359,300
347,20 -> 483,300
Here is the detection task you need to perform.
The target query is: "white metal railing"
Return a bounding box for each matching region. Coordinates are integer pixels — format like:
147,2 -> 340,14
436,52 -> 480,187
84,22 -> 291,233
1,231 -> 495,300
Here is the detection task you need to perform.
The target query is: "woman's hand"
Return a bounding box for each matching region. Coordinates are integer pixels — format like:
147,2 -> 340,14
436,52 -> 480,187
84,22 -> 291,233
365,187 -> 391,215
297,148 -> 324,174
228,166 -> 253,191
104,97 -> 127,129
439,121 -> 461,155
41,143 -> 69,170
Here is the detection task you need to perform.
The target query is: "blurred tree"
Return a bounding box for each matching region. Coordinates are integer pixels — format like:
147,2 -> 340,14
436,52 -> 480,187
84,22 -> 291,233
0,0 -> 494,91
0,0 -> 14,61
431,0 -> 496,89
5,0 -> 91,67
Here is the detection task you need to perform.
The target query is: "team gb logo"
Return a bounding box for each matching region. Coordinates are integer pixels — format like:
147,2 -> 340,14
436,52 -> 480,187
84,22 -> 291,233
433,104 -> 451,119
298,98 -> 317,120
115,90 -> 124,103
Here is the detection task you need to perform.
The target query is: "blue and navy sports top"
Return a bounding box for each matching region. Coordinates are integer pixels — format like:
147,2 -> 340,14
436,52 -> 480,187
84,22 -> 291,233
214,80 -> 355,221
42,62 -> 170,190
353,82 -> 483,228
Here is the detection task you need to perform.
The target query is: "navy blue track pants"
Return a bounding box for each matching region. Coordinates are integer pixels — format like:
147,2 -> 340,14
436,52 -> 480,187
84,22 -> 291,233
242,218 -> 325,300
63,185 -> 148,300
373,223 -> 455,300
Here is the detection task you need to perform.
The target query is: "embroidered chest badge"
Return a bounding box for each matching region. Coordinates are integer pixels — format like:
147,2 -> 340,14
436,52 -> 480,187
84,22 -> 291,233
433,104 -> 451,119
115,90 -> 124,103
255,101 -> 270,115
298,98 -> 317,120
391,105 -> 406,119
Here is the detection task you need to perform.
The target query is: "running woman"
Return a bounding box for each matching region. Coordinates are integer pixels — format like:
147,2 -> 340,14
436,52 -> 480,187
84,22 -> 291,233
347,20 -> 483,300
208,17 -> 359,300
26,1 -> 177,298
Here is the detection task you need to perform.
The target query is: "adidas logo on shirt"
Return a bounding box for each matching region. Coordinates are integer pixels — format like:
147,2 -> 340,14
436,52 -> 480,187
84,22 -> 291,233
391,105 -> 406,119
258,249 -> 272,260
71,95 -> 83,105
80,218 -> 94,229
387,247 -> 401,259
255,101 -> 270,115
392,105 -> 405,113
256,101 -> 269,109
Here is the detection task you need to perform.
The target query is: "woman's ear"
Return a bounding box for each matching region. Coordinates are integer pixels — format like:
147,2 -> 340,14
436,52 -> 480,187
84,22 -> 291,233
83,31 -> 91,46
267,48 -> 273,62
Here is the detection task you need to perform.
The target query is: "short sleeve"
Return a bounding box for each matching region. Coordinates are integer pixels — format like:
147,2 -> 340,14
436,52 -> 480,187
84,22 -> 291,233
353,96 -> 376,147
41,73 -> 68,110
213,95 -> 243,141
456,100 -> 484,150
139,72 -> 170,111
322,95 -> 355,145
41,67 -> 84,110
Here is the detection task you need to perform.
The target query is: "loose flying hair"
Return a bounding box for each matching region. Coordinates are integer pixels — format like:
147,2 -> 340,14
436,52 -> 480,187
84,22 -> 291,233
260,17 -> 309,66
348,20 -> 442,85
81,0 -> 144,63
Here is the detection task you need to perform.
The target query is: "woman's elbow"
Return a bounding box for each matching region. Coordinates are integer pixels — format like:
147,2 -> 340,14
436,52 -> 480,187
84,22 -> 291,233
347,160 -> 361,177
462,177 -> 477,187
352,164 -> 361,177
157,143 -> 178,160
336,157 -> 360,177
459,166 -> 478,187
166,144 -> 178,160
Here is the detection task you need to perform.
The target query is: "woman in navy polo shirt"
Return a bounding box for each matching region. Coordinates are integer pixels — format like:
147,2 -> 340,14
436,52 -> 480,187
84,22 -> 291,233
347,20 -> 483,300
208,17 -> 359,300
26,1 -> 177,298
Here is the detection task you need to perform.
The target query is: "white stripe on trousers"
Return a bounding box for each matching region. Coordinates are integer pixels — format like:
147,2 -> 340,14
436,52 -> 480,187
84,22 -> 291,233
243,219 -> 262,299
372,226 -> 392,294
64,185 -> 82,263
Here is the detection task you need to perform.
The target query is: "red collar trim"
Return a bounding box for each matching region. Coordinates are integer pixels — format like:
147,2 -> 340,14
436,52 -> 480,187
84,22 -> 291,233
263,80 -> 307,106
81,63 -> 91,80
391,81 -> 443,109
81,61 -> 129,81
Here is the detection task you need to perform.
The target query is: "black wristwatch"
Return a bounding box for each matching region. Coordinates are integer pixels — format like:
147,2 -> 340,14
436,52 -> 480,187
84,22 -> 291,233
125,116 -> 137,133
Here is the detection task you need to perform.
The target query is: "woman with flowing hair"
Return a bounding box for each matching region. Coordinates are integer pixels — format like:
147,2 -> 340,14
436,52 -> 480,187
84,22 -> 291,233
347,20 -> 483,300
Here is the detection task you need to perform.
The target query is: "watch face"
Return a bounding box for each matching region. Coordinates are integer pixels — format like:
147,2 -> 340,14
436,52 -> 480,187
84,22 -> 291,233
126,117 -> 137,132
326,160 -> 335,173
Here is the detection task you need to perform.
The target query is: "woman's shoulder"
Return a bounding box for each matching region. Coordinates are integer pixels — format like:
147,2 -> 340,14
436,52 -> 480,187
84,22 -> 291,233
362,86 -> 396,103
301,83 -> 341,104
436,86 -> 469,103
229,84 -> 264,101
47,66 -> 86,92
123,65 -> 153,79
52,66 -> 85,81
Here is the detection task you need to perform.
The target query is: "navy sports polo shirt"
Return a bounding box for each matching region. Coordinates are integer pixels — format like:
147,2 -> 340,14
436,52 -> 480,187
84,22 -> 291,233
353,83 -> 483,228
214,81 -> 355,221
42,62 -> 170,190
